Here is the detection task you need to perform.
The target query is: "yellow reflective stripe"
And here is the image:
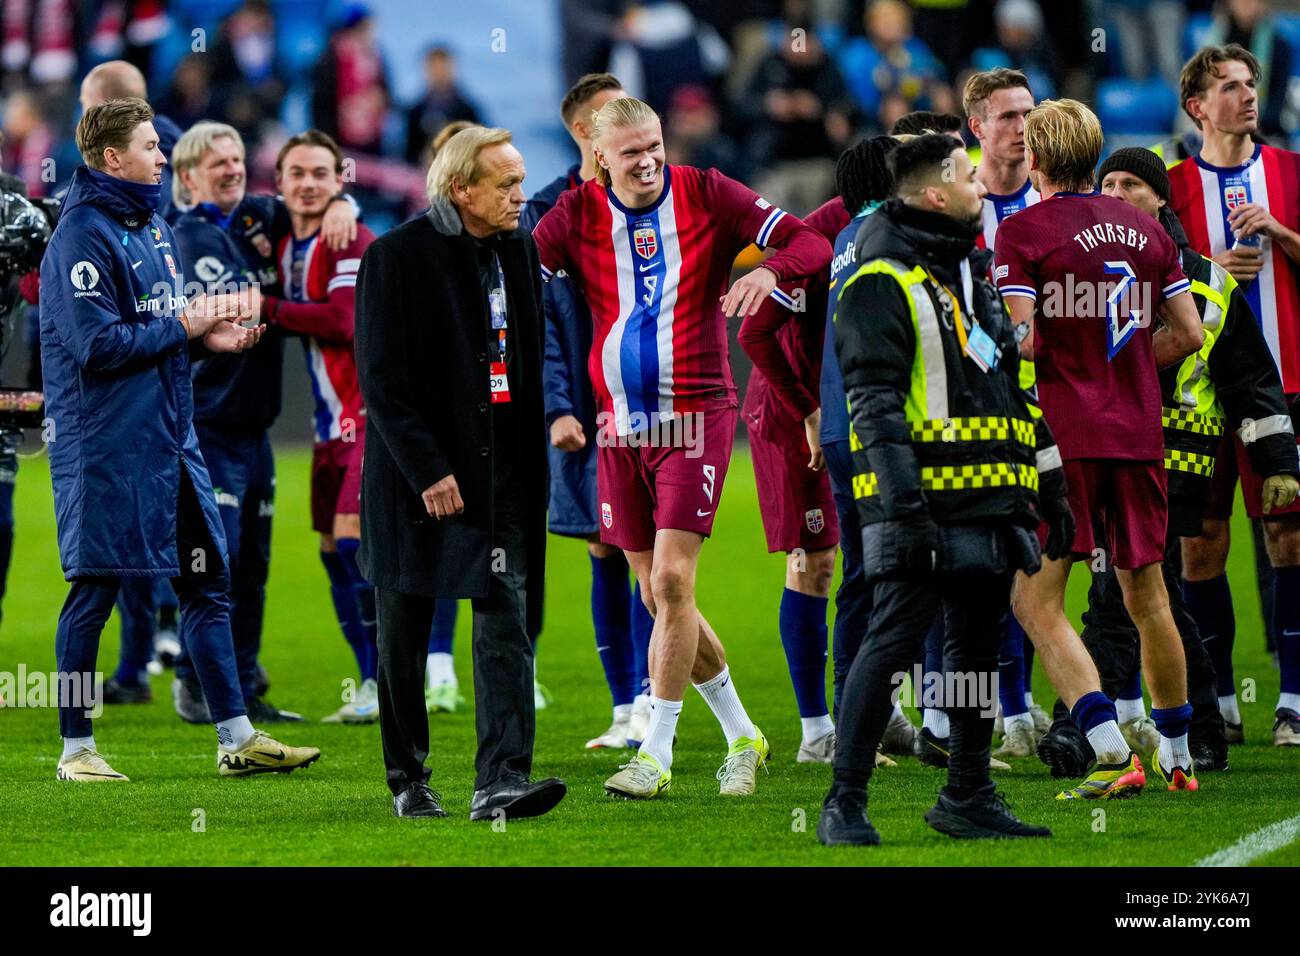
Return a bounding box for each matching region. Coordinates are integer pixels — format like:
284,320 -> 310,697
851,415 -> 1035,452
1163,448 -> 1217,477
839,258 -> 950,427
852,462 -> 1038,496
1162,406 -> 1225,436
852,472 -> 878,499
907,416 -> 1036,446
1174,258 -> 1230,415
1018,357 -> 1042,420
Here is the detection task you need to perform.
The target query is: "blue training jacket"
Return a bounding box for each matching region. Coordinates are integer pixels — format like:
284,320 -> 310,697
173,195 -> 286,431
520,164 -> 599,437
820,208 -> 872,446
39,166 -> 228,578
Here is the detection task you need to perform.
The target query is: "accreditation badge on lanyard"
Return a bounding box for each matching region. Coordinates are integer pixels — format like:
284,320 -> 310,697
953,259 -> 1000,374
488,253 -> 511,403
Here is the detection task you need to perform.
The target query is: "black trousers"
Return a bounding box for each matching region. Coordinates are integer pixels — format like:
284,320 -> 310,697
834,568 -> 1010,796
375,490 -> 535,795
1079,542 -> 1225,750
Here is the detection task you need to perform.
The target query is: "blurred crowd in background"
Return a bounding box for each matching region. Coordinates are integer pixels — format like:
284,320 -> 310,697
4,0 -> 1300,224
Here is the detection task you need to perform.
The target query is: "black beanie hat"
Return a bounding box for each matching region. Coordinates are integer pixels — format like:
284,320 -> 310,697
1098,147 -> 1170,204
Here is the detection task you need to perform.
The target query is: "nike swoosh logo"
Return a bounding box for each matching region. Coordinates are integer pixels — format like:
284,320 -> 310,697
1283,629 -> 1300,638
696,509 -> 712,517
639,263 -> 654,272
255,749 -> 287,761
131,260 -> 143,269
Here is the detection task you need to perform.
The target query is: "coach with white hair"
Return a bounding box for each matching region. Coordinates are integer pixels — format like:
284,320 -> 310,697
355,126 -> 564,820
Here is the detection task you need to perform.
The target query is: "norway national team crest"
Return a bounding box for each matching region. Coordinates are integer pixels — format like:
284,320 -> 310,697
805,509 -> 824,534
1223,184 -> 1249,209
602,501 -> 613,529
633,226 -> 658,260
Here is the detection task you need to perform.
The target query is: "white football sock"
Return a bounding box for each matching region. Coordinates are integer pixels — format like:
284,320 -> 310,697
1218,693 -> 1242,724
632,693 -> 651,715
922,708 -> 949,738
426,652 -> 455,689
801,714 -> 835,743
1024,692 -> 1036,710
639,696 -> 682,769
1115,696 -> 1145,724
1278,692 -> 1300,715
1158,731 -> 1192,770
613,703 -> 632,723
891,702 -> 905,722
1085,719 -> 1130,765
62,735 -> 95,759
216,715 -> 255,750
693,666 -> 755,746
1004,711 -> 1034,735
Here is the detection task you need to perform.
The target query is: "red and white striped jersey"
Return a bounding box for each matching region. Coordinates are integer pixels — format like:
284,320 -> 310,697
272,225 -> 376,442
531,165 -> 831,437
1169,144 -> 1300,393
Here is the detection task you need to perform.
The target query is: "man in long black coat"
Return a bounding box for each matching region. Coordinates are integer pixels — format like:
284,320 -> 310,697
354,126 -> 565,820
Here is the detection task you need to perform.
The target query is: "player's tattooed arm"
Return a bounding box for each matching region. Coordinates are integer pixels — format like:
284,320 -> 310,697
1153,291 -> 1204,368
1005,295 -> 1035,361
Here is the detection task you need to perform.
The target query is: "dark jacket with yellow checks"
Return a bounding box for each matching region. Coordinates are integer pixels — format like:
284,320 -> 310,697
833,200 -> 1065,579
1159,210 -> 1298,536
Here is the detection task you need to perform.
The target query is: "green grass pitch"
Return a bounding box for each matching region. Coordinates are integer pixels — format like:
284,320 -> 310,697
1,446 -> 1296,867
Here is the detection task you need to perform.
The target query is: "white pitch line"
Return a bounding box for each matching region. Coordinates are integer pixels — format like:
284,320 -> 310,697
1195,812 -> 1300,867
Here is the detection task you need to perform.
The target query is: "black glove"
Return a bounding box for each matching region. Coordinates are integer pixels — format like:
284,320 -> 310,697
896,514 -> 940,572
1041,493 -> 1076,562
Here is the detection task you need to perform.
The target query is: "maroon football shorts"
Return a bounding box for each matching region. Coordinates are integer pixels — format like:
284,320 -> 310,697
1204,404 -> 1300,521
1038,458 -> 1168,570
748,426 -> 839,554
310,426 -> 364,534
596,408 -> 737,553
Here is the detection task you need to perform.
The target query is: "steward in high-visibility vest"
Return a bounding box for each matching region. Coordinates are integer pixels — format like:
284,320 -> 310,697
817,134 -> 1067,848
1158,205 -> 1298,536
834,207 -> 1071,576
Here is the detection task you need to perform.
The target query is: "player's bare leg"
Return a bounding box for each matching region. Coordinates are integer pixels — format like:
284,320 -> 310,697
1263,516 -> 1300,746
1115,562 -> 1195,788
1013,559 -> 1144,798
606,531 -> 766,797
1182,519 -> 1242,738
1012,558 -> 1102,706
1116,564 -> 1187,710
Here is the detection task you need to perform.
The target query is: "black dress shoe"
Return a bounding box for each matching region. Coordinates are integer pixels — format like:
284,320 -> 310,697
925,783 -> 1051,839
469,774 -> 566,821
393,782 -> 448,817
816,790 -> 880,846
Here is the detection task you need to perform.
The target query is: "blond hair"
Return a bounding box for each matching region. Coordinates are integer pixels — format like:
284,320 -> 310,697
171,121 -> 244,207
590,96 -> 658,186
426,126 -> 513,203
1023,99 -> 1102,193
76,97 -> 154,171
